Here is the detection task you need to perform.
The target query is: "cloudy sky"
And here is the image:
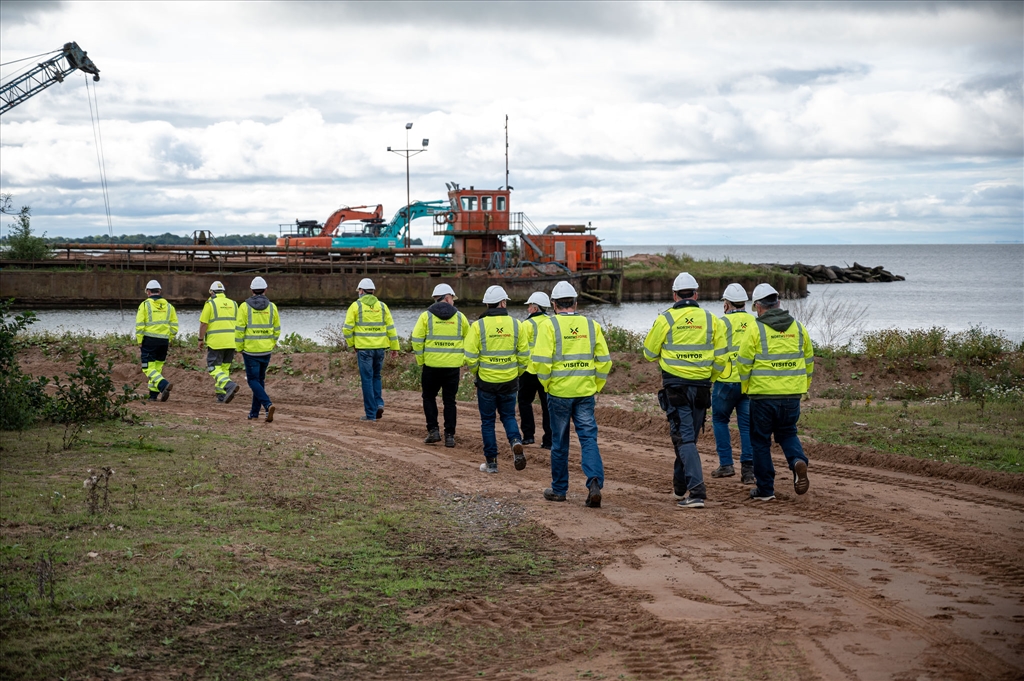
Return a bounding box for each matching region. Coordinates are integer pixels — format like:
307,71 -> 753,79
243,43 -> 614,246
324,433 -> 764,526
1,0 -> 1021,245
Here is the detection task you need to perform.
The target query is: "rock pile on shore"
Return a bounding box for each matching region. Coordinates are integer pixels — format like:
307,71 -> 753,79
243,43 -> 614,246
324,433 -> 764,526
762,262 -> 905,284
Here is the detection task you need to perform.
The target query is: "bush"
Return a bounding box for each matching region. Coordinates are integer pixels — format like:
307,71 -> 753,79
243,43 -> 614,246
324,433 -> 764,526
945,327 -> 1012,364
46,349 -> 137,425
603,324 -> 645,354
862,327 -> 948,359
0,301 -> 49,430
277,332 -> 322,353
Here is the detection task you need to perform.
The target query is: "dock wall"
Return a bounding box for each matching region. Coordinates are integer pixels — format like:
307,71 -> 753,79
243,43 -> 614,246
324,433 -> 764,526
1,269 -> 804,307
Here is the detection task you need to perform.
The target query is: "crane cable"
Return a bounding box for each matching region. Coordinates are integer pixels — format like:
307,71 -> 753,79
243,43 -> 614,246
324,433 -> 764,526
0,49 -> 61,69
84,74 -> 113,239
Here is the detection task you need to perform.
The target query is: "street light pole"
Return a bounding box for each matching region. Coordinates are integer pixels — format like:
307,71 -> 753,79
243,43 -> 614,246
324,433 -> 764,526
387,122 -> 428,248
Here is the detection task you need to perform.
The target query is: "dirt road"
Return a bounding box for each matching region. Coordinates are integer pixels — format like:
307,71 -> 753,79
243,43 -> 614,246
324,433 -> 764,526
113,361 -> 1019,681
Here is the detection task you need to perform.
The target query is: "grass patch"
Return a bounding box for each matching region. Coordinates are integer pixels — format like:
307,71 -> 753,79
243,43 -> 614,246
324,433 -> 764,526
0,416 -> 556,678
801,400 -> 1024,472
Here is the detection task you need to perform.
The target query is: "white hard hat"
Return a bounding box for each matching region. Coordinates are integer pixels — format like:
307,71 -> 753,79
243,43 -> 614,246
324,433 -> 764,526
526,292 -> 551,308
358,277 -> 375,291
752,283 -> 779,302
551,281 -> 578,299
431,283 -> 457,299
482,285 -> 510,304
250,276 -> 268,290
209,281 -> 225,292
145,279 -> 161,290
672,272 -> 699,291
722,283 -> 748,303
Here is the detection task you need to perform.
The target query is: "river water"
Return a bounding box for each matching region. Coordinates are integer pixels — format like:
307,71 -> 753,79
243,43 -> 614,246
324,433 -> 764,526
19,244 -> 1024,345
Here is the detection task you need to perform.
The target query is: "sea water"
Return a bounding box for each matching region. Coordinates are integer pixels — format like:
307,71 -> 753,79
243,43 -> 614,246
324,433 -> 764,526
20,244 -> 1024,344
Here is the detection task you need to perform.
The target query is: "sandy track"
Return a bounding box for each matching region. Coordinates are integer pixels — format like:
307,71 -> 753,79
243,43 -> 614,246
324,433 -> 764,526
108,367 -> 1024,679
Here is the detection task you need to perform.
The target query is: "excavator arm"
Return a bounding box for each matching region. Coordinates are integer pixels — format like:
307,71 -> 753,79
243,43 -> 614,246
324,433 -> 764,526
319,204 -> 384,237
385,201 -> 450,245
1,42 -> 100,115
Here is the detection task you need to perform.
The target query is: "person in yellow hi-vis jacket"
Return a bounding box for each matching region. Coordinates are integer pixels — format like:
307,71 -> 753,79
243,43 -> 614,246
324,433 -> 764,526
711,283 -> 758,483
235,276 -> 281,423
737,283 -> 814,502
642,273 -> 729,509
343,278 -> 399,421
464,285 -> 529,474
518,291 -> 553,450
198,281 -> 240,404
411,283 -> 469,447
135,279 -> 178,402
531,281 -> 612,508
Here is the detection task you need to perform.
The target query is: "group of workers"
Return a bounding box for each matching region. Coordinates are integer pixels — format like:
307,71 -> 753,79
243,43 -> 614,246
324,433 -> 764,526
134,271 -> 813,507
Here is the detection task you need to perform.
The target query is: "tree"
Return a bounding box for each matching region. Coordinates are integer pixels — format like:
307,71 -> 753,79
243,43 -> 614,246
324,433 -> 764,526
1,194 -> 51,261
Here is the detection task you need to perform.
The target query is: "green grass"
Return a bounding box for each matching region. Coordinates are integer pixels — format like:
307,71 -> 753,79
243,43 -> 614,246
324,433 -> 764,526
622,252 -> 792,282
801,400 -> 1024,472
0,417 -> 555,678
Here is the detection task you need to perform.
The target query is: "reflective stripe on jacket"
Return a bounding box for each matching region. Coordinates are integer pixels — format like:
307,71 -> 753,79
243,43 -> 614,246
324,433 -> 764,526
135,296 -> 179,345
737,318 -> 814,396
235,302 -> 281,356
343,296 -> 399,350
200,293 -> 239,350
717,310 -> 756,384
530,313 -> 611,398
411,310 -> 469,367
464,315 -> 528,383
642,307 -> 728,381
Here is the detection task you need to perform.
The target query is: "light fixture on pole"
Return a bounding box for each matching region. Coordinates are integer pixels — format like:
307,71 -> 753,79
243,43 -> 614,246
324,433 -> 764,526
387,122 -> 428,248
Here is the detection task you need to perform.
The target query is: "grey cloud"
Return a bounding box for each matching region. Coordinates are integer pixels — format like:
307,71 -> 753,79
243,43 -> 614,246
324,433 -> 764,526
764,65 -> 871,87
258,1 -> 654,35
719,1 -> 1023,18
0,0 -> 64,27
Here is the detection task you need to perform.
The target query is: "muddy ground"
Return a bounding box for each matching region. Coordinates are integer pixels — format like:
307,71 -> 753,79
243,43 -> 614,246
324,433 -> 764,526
16,348 -> 1024,679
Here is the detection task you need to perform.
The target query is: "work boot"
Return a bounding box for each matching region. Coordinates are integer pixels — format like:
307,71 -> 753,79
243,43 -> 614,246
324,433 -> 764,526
741,463 -> 755,485
543,488 -> 566,502
479,459 -> 498,474
376,407 -> 384,420
793,460 -> 809,495
424,429 -> 442,444
445,433 -> 456,448
711,465 -> 735,478
223,381 -> 240,404
216,393 -> 226,403
266,405 -> 276,423
512,441 -> 526,471
585,479 -> 602,508
521,436 -> 535,446
159,382 -> 173,402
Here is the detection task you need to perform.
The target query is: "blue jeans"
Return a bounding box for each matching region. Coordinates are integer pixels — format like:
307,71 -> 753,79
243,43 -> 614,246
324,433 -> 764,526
243,353 -> 272,416
477,390 -> 521,461
663,388 -> 706,498
548,395 -> 604,496
357,349 -> 385,420
749,398 -> 808,496
712,381 -> 752,466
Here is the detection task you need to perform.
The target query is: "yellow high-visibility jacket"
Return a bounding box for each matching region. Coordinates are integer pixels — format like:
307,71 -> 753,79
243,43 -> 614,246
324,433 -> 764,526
717,310 -> 756,384
135,296 -> 178,345
522,312 -> 551,376
411,309 -> 470,368
531,313 -> 612,398
235,298 -> 281,356
642,304 -> 728,382
199,293 -> 239,350
464,314 -> 529,384
737,315 -> 814,396
343,295 -> 399,350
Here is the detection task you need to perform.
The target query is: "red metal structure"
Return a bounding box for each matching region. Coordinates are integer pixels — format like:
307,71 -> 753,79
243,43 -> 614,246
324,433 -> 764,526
434,185 -> 604,271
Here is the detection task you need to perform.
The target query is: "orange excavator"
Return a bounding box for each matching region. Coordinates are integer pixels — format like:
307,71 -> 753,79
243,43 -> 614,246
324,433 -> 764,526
276,204 -> 385,248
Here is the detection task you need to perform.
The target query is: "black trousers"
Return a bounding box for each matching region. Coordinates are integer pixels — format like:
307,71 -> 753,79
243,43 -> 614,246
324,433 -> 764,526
517,371 -> 551,446
422,366 -> 460,434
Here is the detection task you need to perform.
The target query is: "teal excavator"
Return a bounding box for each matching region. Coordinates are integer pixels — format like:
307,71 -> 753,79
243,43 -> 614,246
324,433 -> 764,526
329,200 -> 454,250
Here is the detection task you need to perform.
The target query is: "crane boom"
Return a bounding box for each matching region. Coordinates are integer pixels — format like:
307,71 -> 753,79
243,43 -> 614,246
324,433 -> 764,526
0,42 -> 100,115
